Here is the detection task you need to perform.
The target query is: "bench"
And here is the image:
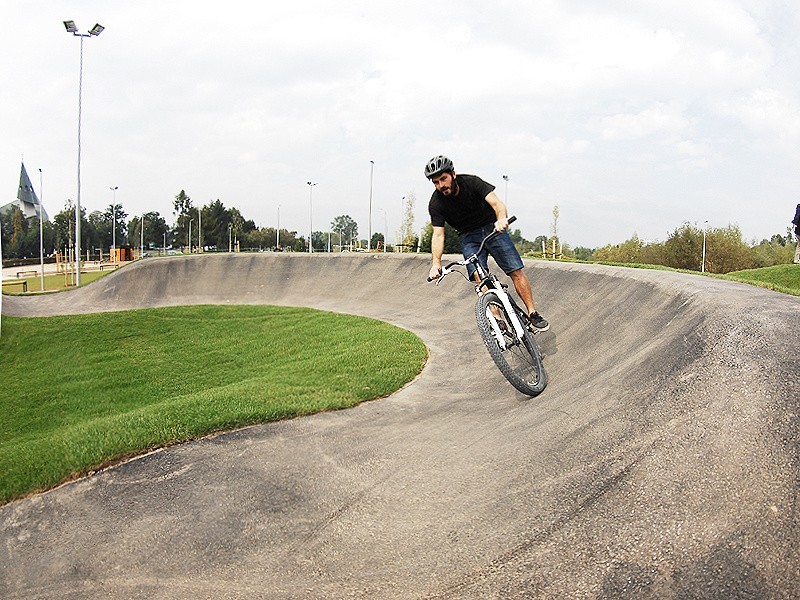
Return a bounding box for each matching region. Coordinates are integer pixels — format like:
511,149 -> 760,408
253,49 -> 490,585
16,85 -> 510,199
99,263 -> 119,271
16,270 -> 37,278
2,279 -> 28,292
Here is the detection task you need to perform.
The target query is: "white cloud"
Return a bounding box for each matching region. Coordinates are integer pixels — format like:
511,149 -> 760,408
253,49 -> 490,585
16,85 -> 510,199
598,103 -> 690,141
2,0 -> 799,248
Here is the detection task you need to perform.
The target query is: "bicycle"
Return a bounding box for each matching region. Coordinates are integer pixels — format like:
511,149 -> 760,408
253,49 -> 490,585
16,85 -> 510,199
428,217 -> 548,396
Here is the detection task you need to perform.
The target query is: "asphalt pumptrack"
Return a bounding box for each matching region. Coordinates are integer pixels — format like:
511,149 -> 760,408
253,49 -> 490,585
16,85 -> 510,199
1,252 -> 799,599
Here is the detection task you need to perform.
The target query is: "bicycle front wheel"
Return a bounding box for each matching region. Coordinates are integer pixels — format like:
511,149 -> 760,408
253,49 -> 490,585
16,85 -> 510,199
475,292 -> 548,396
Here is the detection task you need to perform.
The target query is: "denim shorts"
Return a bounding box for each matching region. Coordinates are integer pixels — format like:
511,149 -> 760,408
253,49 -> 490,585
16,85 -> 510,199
459,223 -> 524,279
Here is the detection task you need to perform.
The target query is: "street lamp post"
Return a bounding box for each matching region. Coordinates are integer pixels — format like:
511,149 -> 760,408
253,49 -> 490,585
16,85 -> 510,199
368,160 -> 374,251
188,219 -> 193,253
38,168 -> 45,291
64,20 -> 104,286
380,208 -> 388,253
276,205 -> 280,249
109,185 -> 118,261
307,181 -> 317,253
502,175 -> 509,208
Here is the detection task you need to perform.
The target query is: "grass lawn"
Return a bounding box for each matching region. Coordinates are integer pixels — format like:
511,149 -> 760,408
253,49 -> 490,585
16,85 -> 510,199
0,305 -> 428,504
721,263 -> 800,296
527,257 -> 800,296
2,270 -> 110,294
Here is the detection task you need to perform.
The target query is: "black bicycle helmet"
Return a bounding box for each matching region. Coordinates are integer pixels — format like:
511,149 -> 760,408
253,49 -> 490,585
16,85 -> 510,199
424,155 -> 454,179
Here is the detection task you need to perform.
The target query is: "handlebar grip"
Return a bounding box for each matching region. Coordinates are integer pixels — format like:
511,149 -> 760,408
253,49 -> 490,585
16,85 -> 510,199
508,215 -> 516,224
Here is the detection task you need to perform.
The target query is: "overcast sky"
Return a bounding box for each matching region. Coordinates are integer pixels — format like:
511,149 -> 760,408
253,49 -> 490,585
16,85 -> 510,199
3,0 -> 799,248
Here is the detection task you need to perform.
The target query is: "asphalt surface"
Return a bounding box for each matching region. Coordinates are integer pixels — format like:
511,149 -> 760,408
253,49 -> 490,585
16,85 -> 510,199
1,253 -> 799,599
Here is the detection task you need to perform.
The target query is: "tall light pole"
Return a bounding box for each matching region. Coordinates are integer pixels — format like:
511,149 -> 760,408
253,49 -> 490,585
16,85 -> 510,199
188,219 -> 193,253
36,168 -> 45,291
379,208 -> 388,253
276,205 -> 280,249
502,175 -> 509,209
109,185 -> 118,260
368,160 -> 374,251
307,181 -> 317,253
701,220 -> 708,273
64,20 -> 104,286
399,196 -> 405,252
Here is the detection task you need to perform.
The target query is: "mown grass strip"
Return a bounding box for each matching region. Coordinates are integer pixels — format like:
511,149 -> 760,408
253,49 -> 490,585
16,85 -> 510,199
721,264 -> 800,296
0,305 -> 427,504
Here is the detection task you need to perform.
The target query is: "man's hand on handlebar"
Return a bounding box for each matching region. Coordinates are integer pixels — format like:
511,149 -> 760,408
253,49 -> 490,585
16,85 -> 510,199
427,265 -> 442,282
494,217 -> 510,232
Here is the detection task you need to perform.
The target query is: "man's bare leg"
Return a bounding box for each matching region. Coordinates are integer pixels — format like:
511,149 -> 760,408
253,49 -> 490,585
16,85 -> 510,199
509,268 -> 536,315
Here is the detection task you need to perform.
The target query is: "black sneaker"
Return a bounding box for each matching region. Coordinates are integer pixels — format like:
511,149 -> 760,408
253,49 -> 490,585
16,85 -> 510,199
529,311 -> 549,332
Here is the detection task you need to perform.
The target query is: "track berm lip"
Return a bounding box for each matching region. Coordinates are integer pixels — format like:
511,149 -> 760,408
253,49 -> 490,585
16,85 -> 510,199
2,253 -> 799,598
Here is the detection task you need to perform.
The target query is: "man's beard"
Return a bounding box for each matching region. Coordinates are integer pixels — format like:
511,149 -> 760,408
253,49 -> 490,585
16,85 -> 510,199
441,177 -> 458,196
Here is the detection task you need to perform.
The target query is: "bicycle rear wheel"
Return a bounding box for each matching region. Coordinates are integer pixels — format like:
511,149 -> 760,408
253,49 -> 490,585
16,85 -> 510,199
475,292 -> 548,396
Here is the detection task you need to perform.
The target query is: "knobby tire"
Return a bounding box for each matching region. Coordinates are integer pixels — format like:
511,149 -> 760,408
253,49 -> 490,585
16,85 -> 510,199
475,292 -> 547,396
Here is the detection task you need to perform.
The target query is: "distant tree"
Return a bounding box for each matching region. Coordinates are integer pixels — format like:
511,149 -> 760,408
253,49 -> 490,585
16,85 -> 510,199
172,190 -> 194,249
331,215 -> 358,246
201,199 -> 229,250
370,232 -> 385,250
751,235 -> 795,267
593,234 -> 643,263
312,230 -> 329,251
52,202 -> 88,258
8,207 -> 27,257
400,193 -> 416,247
419,222 -> 460,254
145,212 -> 169,250
532,235 -> 548,256
703,225 -> 753,273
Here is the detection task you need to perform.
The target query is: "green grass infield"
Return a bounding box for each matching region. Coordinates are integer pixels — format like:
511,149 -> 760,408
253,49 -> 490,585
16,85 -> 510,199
0,305 -> 428,504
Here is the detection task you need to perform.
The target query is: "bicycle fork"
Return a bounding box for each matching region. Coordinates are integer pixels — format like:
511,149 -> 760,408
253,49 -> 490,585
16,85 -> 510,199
481,287 -> 527,348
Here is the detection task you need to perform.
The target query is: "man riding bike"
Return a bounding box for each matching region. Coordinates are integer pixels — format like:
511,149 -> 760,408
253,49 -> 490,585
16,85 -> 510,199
425,155 -> 549,332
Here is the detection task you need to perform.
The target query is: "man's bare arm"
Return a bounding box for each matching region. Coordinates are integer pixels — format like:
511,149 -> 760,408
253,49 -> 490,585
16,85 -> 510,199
484,191 -> 510,231
429,226 -> 446,279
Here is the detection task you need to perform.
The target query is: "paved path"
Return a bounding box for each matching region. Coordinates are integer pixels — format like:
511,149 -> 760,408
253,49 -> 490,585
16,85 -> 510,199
2,253 -> 799,598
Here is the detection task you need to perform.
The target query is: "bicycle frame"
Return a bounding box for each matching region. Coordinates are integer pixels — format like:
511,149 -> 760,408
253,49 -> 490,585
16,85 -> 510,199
432,217 -> 527,344
429,216 -> 548,397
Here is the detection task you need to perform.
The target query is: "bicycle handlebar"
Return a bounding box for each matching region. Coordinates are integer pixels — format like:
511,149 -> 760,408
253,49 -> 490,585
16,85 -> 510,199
427,216 -> 517,282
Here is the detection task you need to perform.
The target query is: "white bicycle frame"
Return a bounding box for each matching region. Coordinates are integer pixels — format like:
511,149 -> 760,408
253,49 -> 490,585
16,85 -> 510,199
438,265 -> 527,349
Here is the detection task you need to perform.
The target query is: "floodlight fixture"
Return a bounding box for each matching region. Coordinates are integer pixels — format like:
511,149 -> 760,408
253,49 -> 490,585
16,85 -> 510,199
89,23 -> 104,36
63,20 -> 77,32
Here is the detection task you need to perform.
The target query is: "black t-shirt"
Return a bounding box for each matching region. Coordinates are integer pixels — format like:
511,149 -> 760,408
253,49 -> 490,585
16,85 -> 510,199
428,174 -> 496,234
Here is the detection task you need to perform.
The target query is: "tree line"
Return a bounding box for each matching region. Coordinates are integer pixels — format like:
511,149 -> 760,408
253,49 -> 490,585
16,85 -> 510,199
418,221 -> 795,275
583,223 -> 795,273
1,191 -> 372,260
3,191 -> 793,273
